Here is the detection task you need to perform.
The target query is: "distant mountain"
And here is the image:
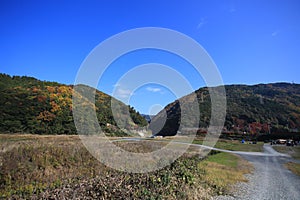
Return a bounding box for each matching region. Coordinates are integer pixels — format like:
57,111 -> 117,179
150,83 -> 300,137
0,74 -> 147,135
141,114 -> 155,123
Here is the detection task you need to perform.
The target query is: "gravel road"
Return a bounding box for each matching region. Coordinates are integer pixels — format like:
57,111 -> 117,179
214,144 -> 300,200
113,138 -> 300,199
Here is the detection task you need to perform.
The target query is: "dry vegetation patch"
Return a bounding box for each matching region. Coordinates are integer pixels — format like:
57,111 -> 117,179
285,162 -> 300,176
0,134 -> 252,199
273,145 -> 300,160
198,152 -> 252,195
272,145 -> 300,176
193,138 -> 264,152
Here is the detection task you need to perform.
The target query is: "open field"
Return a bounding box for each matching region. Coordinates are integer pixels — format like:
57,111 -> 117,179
272,145 -> 300,160
193,138 -> 264,152
0,134 -> 253,199
198,152 -> 252,195
285,162 -> 300,176
272,145 -> 300,176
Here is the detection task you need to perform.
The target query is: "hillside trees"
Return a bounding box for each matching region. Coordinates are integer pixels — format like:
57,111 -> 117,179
0,74 -> 147,135
150,83 -> 300,136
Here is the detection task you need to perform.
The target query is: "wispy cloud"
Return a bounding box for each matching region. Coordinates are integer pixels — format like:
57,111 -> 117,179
197,17 -> 207,29
113,83 -> 121,88
229,7 -> 236,13
146,87 -> 161,93
114,88 -> 133,99
271,30 -> 279,37
228,1 -> 237,13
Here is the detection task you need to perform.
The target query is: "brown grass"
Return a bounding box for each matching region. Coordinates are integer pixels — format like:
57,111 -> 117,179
273,145 -> 300,160
0,134 -> 252,199
285,162 -> 300,176
198,152 -> 252,195
193,138 -> 264,152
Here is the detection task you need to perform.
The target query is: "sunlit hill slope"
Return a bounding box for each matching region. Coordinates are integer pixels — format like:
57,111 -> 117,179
0,74 -> 147,135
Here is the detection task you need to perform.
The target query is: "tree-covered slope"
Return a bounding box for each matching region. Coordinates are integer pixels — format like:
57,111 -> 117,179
150,83 -> 300,136
0,74 -> 147,135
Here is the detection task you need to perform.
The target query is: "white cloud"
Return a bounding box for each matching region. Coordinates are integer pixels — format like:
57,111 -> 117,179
271,30 -> 279,37
228,2 -> 237,13
197,17 -> 207,29
146,87 -> 161,93
113,83 -> 121,88
229,7 -> 236,13
115,88 -> 133,99
112,83 -> 132,98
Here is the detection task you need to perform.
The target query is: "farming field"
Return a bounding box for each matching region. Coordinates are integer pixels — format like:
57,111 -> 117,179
0,134 -> 252,199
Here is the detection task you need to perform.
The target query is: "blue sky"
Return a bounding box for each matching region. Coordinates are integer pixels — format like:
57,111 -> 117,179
1,0 -> 300,114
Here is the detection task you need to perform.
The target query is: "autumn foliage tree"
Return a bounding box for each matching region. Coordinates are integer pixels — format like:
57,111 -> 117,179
0,74 -> 147,135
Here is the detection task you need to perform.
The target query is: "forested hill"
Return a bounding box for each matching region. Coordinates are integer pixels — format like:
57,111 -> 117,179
150,83 -> 300,136
0,74 -> 147,135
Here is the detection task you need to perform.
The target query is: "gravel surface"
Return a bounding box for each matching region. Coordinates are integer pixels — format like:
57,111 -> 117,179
213,144 -> 300,200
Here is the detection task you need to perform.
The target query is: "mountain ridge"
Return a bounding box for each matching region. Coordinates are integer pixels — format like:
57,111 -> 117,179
150,82 -> 300,138
2,73 -> 300,139
0,73 -> 147,135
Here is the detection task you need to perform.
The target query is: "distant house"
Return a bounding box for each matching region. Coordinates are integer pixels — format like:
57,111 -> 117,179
276,139 -> 287,144
151,135 -> 163,139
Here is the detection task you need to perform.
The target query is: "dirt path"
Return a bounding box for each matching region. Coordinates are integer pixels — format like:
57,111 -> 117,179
113,138 -> 300,199
215,144 -> 300,200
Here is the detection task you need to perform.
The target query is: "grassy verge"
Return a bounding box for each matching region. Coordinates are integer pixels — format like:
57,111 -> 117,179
198,151 -> 252,195
285,162 -> 300,176
0,134 -> 252,199
272,145 -> 300,176
272,145 -> 300,160
193,138 -> 264,152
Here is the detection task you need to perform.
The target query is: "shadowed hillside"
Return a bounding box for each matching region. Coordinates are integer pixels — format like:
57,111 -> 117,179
150,83 -> 300,137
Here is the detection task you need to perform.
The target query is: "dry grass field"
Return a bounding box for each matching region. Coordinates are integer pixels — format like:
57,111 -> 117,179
0,134 -> 253,199
273,145 -> 300,176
